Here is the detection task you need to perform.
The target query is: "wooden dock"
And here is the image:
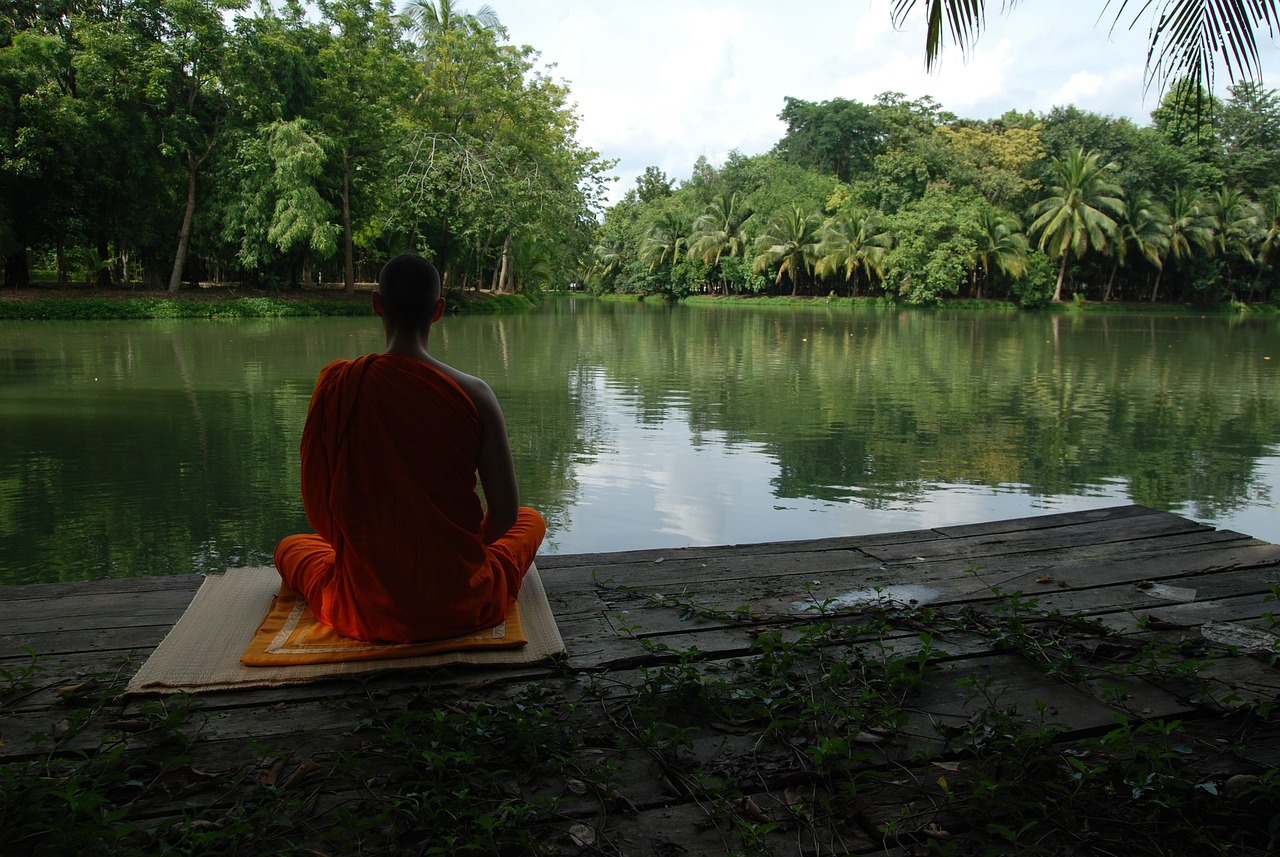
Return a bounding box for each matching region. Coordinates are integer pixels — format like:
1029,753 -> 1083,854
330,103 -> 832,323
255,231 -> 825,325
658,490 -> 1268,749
4,504 -> 1280,855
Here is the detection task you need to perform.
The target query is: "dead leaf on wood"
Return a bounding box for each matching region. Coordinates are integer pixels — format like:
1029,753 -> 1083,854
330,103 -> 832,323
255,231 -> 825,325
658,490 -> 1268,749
1201,622 -> 1280,655
259,757 -> 288,787
1036,577 -> 1053,584
569,823 -> 596,847
565,778 -> 588,796
924,823 -> 953,840
281,758 -> 320,788
855,729 -> 893,744
56,679 -> 103,701
931,761 -> 961,772
740,795 -> 770,823
53,719 -> 71,739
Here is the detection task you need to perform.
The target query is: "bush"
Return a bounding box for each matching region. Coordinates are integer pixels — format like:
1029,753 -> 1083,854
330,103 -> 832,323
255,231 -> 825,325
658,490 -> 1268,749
1010,250 -> 1056,309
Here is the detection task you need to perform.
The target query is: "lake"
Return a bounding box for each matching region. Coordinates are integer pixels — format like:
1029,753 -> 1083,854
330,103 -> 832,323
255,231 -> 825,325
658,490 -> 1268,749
1,298 -> 1276,586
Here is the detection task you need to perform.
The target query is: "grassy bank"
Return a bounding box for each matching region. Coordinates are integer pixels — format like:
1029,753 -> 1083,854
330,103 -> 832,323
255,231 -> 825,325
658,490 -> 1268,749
0,288 -> 539,321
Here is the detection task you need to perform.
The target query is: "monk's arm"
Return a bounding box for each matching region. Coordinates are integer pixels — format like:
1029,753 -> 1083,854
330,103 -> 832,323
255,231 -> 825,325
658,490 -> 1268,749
299,377 -> 336,542
470,380 -> 520,544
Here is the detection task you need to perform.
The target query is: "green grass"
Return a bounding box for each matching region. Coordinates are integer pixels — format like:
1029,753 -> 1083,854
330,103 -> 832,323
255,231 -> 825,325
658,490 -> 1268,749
0,291 -> 541,321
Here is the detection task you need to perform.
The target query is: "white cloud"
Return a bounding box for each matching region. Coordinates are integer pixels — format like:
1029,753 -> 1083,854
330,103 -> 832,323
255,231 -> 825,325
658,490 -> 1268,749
498,0 -> 1280,205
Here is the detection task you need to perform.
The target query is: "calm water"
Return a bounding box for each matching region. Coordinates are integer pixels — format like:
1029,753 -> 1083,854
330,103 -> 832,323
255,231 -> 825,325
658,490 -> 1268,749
1,299 -> 1277,585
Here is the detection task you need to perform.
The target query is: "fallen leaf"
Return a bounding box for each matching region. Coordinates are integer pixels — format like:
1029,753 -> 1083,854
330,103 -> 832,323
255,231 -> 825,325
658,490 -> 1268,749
1036,577 -> 1053,584
565,778 -> 588,796
568,823 -> 596,847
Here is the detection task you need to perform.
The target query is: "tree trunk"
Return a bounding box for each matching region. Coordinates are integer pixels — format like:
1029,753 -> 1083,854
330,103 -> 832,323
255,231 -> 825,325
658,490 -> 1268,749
496,233 -> 511,294
169,155 -> 200,293
1149,267 -> 1164,302
96,235 -> 111,289
56,239 -> 68,285
341,148 -> 355,295
1102,262 -> 1117,302
1052,251 -> 1069,302
4,251 -> 29,289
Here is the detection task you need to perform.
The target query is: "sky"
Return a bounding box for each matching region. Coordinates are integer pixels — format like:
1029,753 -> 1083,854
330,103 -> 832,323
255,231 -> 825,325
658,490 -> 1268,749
494,0 -> 1280,206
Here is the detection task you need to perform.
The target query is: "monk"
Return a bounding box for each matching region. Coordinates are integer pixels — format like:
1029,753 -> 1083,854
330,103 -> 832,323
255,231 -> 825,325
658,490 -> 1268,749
273,252 -> 546,643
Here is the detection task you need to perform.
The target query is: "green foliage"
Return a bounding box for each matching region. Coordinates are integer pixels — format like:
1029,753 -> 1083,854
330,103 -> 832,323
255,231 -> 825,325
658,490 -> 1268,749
0,295 -> 376,320
1010,249 -> 1056,308
884,185 -> 983,304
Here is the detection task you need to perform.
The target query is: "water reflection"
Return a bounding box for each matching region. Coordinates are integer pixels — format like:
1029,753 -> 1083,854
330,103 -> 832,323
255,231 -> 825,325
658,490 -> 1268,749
0,302 -> 1276,585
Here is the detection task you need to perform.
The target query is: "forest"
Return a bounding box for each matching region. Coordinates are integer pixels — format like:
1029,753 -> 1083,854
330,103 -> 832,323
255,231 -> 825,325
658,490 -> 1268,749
0,0 -> 611,294
4,1 -> 1280,306
593,86 -> 1280,307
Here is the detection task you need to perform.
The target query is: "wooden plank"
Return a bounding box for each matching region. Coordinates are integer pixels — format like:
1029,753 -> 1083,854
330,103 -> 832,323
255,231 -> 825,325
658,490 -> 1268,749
930,503 -> 1159,538
862,509 -> 1213,563
0,574 -> 202,602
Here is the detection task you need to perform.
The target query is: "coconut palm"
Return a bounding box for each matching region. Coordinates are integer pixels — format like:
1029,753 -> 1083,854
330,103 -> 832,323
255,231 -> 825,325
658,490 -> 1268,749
639,211 -> 689,272
1029,148 -> 1126,302
815,208 -> 893,297
1206,186 -> 1262,263
753,207 -> 823,296
402,0 -> 500,41
971,206 -> 1028,299
688,194 -> 752,262
1110,190 -> 1171,302
687,194 -> 753,293
589,238 -> 627,288
1248,191 -> 1280,299
1157,185 -> 1215,301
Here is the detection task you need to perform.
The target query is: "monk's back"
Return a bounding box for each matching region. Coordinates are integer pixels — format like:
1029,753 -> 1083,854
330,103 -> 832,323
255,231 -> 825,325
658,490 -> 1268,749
299,354 -> 493,641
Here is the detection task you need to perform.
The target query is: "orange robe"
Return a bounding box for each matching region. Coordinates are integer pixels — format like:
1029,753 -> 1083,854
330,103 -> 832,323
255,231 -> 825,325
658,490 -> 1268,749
274,353 -> 545,643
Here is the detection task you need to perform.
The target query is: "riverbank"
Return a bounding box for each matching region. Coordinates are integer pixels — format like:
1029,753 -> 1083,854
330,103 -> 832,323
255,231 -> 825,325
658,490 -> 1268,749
0,284 -> 539,320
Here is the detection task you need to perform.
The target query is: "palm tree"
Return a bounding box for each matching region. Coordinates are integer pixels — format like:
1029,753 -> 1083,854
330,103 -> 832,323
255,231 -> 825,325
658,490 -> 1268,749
815,208 -> 893,297
688,194 -> 751,256
639,211 -> 689,272
402,0 -> 500,41
971,206 -> 1028,299
687,194 -> 752,293
589,238 -> 626,290
892,0 -> 1276,96
752,207 -> 822,296
1109,190 -> 1171,301
1028,148 -> 1126,302
1245,191 -> 1280,300
1157,185 -> 1215,301
1205,186 -> 1262,294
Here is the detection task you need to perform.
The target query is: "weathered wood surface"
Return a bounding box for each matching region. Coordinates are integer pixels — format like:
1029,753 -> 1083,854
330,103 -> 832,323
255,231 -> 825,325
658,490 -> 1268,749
4,504 -> 1280,855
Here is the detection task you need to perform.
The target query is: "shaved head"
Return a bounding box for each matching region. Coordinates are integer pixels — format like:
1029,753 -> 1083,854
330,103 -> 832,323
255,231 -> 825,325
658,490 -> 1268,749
377,253 -> 442,328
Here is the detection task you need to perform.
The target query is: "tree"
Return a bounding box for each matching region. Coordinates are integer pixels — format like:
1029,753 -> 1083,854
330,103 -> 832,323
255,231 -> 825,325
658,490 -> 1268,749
752,206 -> 822,296
315,0 -> 408,293
1219,81 -> 1280,191
774,96 -> 884,182
1028,148 -> 1126,302
639,209 -> 688,271
1205,185 -> 1261,293
686,192 -> 753,289
147,0 -> 248,292
1110,190 -> 1171,301
971,206 -> 1028,298
1158,184 -> 1215,300
401,0 -> 499,38
222,118 -> 340,279
815,207 -> 893,296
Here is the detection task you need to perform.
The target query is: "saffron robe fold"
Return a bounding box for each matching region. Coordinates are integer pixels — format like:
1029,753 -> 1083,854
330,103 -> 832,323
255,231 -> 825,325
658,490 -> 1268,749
274,353 -> 545,643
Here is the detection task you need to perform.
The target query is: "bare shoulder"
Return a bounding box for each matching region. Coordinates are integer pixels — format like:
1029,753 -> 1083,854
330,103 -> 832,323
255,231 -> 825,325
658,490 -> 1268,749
427,357 -> 502,416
